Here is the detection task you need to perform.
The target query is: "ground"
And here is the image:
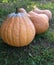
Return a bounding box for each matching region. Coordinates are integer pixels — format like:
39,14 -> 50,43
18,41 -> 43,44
0,1 -> 54,65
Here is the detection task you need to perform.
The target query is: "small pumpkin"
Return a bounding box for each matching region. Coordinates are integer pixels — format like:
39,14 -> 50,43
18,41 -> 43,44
18,8 -> 27,14
1,8 -> 35,47
28,11 -> 49,34
18,8 -> 30,17
33,7 -> 52,20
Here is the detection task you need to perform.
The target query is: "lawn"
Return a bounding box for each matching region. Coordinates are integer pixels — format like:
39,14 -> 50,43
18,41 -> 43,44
0,1 -> 54,65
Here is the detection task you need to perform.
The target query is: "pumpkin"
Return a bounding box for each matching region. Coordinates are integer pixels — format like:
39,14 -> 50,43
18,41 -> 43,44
18,8 -> 27,14
1,8 -> 35,47
33,7 -> 52,20
18,8 -> 30,17
28,11 -> 49,34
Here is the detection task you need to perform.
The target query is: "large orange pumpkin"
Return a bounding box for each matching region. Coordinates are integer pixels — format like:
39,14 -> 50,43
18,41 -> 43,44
33,8 -> 52,20
1,8 -> 35,47
28,11 -> 49,34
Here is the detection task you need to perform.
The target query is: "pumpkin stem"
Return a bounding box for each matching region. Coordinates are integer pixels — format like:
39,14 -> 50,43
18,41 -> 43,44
15,7 -> 18,13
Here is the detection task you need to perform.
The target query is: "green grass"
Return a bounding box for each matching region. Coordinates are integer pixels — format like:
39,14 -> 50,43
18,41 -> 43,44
0,1 -> 54,65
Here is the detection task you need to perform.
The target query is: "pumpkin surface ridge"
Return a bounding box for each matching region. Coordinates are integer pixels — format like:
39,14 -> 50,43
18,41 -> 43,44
8,17 -> 20,46
12,17 -> 18,46
6,17 -> 14,45
21,14 -> 28,45
14,17 -> 19,46
19,16 -> 21,46
15,17 -> 20,46
12,17 -> 19,46
1,18 -> 10,43
12,17 -> 15,45
6,18 -> 11,44
23,15 -> 31,44
19,15 -> 27,46
4,18 -> 9,43
10,17 -> 15,45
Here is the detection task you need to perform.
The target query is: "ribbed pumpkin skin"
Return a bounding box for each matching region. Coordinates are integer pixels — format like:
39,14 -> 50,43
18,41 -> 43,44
28,11 -> 49,34
1,13 -> 35,47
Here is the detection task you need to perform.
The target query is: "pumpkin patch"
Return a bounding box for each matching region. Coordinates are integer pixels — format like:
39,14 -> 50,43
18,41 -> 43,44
0,7 -> 52,47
